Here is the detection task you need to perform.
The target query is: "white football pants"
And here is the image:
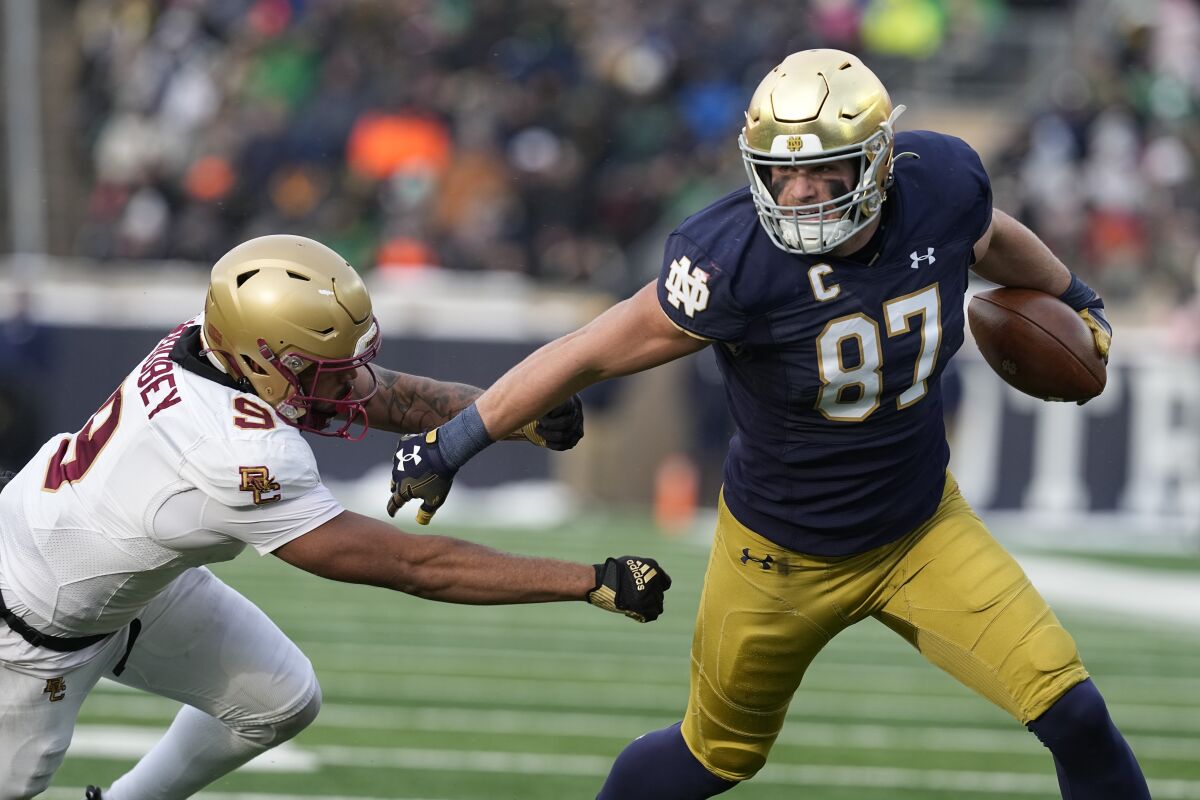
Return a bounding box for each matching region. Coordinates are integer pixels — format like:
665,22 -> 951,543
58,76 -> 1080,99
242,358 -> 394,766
0,567 -> 321,799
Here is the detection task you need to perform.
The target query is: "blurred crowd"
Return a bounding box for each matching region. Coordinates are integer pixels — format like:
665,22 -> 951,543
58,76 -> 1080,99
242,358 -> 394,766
73,0 -> 1200,322
991,0 -> 1200,325
72,0 -> 1028,294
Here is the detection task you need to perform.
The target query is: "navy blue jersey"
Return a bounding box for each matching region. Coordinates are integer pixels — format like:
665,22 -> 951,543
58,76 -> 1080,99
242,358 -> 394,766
657,130 -> 992,556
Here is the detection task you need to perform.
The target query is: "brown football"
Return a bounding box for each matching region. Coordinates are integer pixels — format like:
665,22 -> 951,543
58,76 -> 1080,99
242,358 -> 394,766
967,287 -> 1106,402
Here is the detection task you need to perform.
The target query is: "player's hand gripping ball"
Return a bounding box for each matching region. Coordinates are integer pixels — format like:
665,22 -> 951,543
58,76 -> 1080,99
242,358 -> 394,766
968,287 -> 1107,403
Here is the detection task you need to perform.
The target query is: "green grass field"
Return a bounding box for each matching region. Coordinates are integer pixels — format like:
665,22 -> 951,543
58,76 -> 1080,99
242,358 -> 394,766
49,516 -> 1200,799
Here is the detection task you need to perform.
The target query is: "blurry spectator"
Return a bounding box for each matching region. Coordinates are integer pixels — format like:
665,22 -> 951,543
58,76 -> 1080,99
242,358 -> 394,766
69,0 -> 1020,286
0,291 -> 54,472
68,0 -> 1199,313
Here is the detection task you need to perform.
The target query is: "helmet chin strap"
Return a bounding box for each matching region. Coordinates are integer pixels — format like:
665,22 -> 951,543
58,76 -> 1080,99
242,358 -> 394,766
198,327 -> 229,374
256,339 -> 308,420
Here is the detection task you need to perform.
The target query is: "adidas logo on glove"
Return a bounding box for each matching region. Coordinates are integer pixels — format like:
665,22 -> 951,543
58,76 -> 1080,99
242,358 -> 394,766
626,559 -> 658,591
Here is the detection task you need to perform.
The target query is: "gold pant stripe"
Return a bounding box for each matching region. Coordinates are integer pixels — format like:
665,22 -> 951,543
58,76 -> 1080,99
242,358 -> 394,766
681,473 -> 1088,782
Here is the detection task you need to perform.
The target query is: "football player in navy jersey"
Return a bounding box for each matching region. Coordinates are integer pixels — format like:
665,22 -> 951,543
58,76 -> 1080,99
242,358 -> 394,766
387,50 -> 1148,799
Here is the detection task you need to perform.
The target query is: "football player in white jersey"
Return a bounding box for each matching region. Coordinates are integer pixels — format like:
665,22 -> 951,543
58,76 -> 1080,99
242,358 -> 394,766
0,235 -> 671,800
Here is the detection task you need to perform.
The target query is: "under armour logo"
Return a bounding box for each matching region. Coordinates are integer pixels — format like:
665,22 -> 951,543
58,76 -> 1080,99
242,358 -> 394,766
395,447 -> 423,471
910,247 -> 936,269
740,548 -> 775,570
664,256 -> 711,318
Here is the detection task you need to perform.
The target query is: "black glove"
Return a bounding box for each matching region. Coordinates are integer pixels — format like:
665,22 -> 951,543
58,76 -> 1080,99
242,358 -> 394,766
0,471 -> 14,493
388,430 -> 458,525
587,556 -> 672,623
519,394 -> 584,451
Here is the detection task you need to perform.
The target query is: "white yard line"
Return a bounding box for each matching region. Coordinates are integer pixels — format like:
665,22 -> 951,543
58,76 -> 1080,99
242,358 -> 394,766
40,793 -> 435,800
1020,555 -> 1200,632
66,726 -> 318,772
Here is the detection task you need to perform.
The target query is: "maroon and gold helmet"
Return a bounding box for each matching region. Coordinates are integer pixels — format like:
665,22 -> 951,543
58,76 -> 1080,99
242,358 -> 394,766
203,235 -> 381,439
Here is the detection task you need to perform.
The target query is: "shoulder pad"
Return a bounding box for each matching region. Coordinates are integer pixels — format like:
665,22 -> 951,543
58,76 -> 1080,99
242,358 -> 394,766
181,432 -> 321,508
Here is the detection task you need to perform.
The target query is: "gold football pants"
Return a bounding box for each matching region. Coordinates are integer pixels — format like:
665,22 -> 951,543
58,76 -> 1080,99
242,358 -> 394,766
682,474 -> 1087,781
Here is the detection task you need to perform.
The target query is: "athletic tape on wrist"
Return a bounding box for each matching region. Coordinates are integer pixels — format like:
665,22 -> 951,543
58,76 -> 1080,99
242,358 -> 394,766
1058,273 -> 1102,312
437,403 -> 495,469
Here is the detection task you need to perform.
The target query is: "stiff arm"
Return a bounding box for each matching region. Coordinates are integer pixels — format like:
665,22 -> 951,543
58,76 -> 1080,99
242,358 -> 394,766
474,282 -> 710,440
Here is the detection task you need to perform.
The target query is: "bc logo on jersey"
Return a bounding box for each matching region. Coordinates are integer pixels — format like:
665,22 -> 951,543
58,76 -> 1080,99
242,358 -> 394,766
664,256 -> 711,318
238,466 -> 281,505
43,677 -> 66,702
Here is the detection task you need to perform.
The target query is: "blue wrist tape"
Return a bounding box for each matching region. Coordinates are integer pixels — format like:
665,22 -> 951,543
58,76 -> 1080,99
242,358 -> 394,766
437,403 -> 495,470
1058,273 -> 1102,312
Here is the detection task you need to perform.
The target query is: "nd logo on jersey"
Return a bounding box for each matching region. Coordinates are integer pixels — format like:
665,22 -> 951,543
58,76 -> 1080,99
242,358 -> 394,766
664,256 -> 710,318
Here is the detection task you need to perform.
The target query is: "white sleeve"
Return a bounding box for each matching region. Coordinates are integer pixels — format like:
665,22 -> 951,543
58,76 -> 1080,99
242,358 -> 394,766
154,484 -> 344,555
181,434 -> 323,509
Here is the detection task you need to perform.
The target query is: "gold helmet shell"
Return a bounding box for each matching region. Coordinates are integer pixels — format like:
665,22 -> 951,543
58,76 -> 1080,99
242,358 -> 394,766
203,234 -> 381,437
739,49 -> 904,254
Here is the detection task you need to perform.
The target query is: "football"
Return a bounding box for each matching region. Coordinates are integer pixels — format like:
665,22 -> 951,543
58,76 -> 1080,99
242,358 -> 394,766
967,287 -> 1106,402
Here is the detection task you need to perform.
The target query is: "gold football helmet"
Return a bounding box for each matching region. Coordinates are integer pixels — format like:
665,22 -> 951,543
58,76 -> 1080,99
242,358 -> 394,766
739,49 -> 905,255
203,234 -> 381,439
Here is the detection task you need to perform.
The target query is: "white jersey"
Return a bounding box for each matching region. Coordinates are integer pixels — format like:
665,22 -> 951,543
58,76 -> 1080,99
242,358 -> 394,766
0,319 -> 343,650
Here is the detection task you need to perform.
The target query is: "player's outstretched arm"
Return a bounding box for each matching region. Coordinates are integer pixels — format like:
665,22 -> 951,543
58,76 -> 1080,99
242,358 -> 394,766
477,282 -> 709,439
364,369 -> 482,435
273,510 -> 671,621
385,282 -> 708,524
971,209 -> 1111,361
362,368 -> 584,449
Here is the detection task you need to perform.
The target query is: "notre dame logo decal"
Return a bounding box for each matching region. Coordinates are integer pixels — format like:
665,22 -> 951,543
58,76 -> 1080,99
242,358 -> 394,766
44,677 -> 66,702
664,256 -> 711,318
239,466 -> 282,505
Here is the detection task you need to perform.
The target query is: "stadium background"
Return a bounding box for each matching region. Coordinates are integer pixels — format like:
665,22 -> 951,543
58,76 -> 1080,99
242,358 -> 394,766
1,0 -> 1197,797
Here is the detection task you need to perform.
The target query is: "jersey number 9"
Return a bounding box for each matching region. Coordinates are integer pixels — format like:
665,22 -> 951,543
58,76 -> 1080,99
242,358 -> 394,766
44,387 -> 124,491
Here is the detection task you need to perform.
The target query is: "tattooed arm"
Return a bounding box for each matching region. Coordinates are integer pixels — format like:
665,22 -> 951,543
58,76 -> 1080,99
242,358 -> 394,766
364,367 -> 483,435
358,367 -> 583,449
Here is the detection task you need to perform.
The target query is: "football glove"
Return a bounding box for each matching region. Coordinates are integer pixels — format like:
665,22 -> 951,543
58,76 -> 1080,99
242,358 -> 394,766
518,394 -> 584,451
388,430 -> 458,525
1058,273 -> 1111,364
1078,307 -> 1111,363
588,556 -> 672,623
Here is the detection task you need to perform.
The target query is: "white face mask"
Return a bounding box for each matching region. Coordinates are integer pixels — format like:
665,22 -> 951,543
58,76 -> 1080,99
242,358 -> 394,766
740,105 -> 906,256
778,217 -> 857,253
